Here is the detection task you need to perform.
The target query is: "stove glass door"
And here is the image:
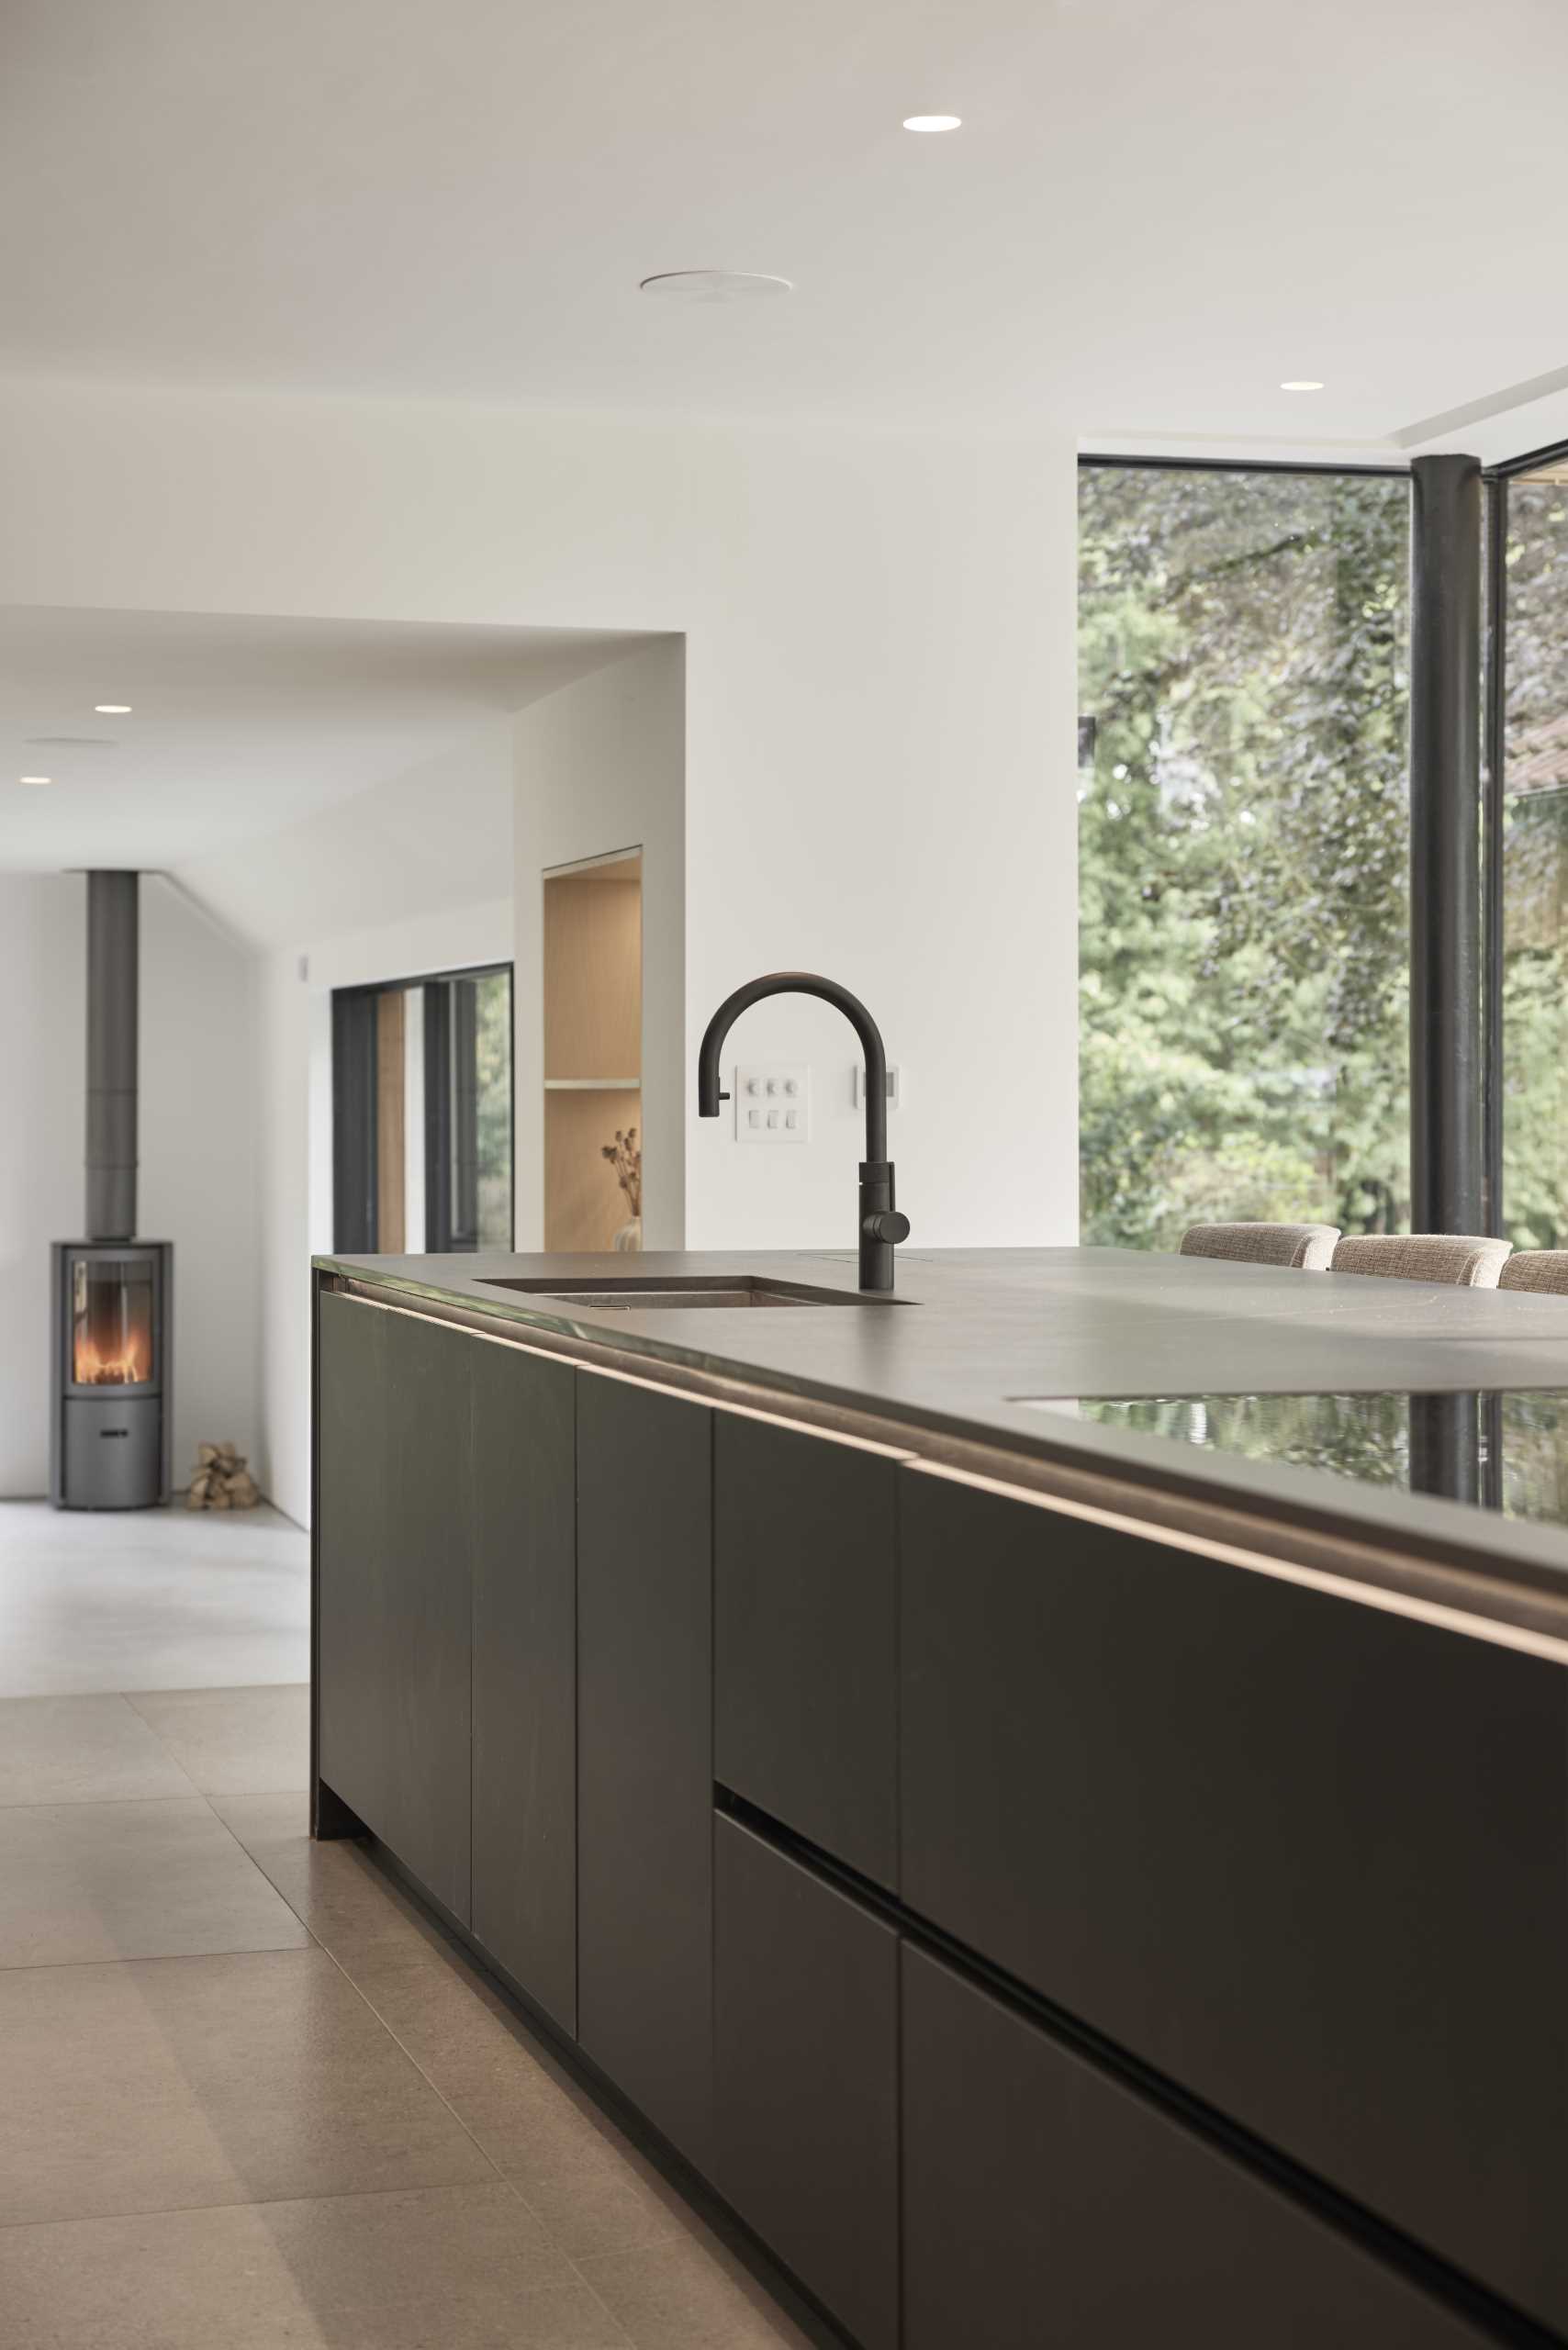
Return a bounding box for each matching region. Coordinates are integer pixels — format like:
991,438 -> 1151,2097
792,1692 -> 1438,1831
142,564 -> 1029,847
72,1256 -> 156,1389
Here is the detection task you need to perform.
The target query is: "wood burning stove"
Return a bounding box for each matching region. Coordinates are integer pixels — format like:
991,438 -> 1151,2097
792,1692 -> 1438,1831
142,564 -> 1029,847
50,1241 -> 172,1508
50,870 -> 174,1510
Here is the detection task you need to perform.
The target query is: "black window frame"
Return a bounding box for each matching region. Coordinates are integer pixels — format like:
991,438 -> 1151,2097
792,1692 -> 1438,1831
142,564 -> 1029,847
330,960 -> 515,1256
1478,435 -> 1568,1239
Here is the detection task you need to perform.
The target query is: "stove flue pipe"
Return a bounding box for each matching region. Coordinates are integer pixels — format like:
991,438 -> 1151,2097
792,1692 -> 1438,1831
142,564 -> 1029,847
85,870 -> 139,1242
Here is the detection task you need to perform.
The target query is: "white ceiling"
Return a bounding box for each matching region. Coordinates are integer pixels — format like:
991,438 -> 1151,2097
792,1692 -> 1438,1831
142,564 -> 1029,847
3,0 -> 1565,451
0,608 -> 645,875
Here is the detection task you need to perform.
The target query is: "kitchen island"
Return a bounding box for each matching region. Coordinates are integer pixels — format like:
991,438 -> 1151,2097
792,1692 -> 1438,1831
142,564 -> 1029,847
312,1247 -> 1568,2350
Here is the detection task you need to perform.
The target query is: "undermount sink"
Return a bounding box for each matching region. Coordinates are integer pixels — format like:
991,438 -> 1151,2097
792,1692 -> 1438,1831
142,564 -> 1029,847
477,1275 -> 883,1311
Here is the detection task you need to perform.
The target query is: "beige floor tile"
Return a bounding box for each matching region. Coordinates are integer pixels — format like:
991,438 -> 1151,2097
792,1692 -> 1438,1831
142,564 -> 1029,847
0,2186 -> 634,2350
211,1822 -> 779,2288
334,1944 -> 687,2258
0,1797 -> 310,1967
0,1694 -> 198,1807
0,1947 -> 497,2225
504,2141 -> 697,2265
211,1792 -> 453,1963
577,2238 -> 817,2349
127,1684 -> 310,1795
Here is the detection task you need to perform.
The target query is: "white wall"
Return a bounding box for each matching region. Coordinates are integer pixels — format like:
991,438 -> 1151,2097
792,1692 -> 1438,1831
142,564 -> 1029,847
0,877 -> 84,1494
140,878 -> 262,1484
180,725 -> 518,947
0,871 -> 259,1498
513,641 -> 686,1250
255,896 -> 513,1528
184,725 -> 517,1524
0,376 -> 1078,1504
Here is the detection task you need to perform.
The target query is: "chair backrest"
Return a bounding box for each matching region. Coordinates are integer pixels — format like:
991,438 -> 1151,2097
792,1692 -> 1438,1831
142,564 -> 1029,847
1329,1234 -> 1513,1288
1498,1250 -> 1568,1297
1180,1222 -> 1340,1271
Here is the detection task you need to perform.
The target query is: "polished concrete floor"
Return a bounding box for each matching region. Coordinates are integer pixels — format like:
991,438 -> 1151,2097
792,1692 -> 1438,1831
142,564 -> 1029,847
0,1500 -> 312,1695
0,1505 -> 810,2348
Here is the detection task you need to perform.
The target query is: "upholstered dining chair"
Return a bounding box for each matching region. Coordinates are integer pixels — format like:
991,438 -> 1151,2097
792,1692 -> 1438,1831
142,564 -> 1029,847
1498,1250 -> 1568,1296
1179,1222 -> 1340,1270
1329,1234 -> 1514,1288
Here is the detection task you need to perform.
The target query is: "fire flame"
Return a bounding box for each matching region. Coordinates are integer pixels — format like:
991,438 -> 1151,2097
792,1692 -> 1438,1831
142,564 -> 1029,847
74,1330 -> 151,1386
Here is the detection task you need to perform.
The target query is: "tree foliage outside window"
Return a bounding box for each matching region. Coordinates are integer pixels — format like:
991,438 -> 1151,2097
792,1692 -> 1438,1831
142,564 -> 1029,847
1501,478 -> 1568,1249
472,966 -> 514,1248
1078,464 -> 1412,1250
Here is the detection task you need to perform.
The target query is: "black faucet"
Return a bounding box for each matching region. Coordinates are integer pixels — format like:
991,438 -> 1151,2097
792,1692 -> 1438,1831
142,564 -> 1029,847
697,972 -> 910,1292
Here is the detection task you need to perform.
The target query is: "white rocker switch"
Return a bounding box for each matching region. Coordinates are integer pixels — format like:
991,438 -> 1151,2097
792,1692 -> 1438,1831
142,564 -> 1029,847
735,1064 -> 810,1144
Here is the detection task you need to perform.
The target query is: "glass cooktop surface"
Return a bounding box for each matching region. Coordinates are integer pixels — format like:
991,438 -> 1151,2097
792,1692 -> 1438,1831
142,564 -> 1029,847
1021,1390 -> 1568,1531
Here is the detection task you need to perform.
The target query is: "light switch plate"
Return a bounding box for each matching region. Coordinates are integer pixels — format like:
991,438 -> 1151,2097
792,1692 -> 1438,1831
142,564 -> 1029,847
734,1062 -> 810,1144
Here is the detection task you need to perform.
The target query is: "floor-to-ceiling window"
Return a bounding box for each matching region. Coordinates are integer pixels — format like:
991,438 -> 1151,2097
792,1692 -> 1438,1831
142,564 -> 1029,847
1496,461 -> 1568,1248
1078,462 -> 1412,1248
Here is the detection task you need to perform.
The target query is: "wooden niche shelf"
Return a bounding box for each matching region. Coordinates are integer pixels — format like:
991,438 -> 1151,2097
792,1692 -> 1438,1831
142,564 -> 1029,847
543,851 -> 644,1251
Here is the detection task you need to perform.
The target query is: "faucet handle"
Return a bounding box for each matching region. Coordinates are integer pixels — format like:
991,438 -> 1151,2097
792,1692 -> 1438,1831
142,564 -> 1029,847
863,1210 -> 911,1247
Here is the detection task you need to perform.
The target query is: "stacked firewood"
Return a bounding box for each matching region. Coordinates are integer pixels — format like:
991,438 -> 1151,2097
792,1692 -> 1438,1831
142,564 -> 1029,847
186,1441 -> 261,1511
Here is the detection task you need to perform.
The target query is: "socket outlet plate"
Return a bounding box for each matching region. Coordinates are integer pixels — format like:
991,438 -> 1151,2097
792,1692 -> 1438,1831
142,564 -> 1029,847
853,1064 -> 902,1110
734,1063 -> 810,1144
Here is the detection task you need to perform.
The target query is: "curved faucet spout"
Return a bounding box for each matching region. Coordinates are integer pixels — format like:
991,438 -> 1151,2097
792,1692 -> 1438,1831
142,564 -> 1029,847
697,971 -> 906,1290
698,971 -> 888,1160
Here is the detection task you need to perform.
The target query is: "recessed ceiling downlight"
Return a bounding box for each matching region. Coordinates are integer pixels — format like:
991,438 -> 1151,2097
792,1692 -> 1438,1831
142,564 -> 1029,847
1281,379 -> 1325,392
95,703 -> 132,715
903,114 -> 961,132
639,270 -> 792,304
19,775 -> 51,787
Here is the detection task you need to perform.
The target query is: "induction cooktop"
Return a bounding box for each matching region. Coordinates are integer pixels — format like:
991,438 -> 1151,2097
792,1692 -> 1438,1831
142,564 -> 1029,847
1019,1389 -> 1568,1530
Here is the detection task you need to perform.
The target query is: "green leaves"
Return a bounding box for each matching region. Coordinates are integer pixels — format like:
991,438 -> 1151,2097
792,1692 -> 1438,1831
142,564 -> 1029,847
1078,464 -> 1410,1249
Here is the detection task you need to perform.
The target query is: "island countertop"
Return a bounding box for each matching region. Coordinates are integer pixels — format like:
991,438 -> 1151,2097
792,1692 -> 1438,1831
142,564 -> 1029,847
315,1243 -> 1568,1619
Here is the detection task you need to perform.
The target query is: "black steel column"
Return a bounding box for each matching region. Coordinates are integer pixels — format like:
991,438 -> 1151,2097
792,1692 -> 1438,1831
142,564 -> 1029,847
1409,453 -> 1483,1233
84,870 -> 140,1240
1482,475 -> 1507,1235
330,990 -> 379,1253
422,980 -> 454,1250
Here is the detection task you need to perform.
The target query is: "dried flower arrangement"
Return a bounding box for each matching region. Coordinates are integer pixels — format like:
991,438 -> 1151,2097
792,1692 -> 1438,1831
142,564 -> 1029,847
601,1125 -> 642,1217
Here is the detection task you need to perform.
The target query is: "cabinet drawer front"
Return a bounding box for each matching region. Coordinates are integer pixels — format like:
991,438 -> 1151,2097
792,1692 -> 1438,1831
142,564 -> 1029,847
714,1413 -> 899,1884
470,1339 -> 577,2035
318,1292 -> 473,1923
899,1463 -> 1568,2333
577,1371 -> 714,2167
902,1945 -> 1492,2350
714,1815 -> 898,2350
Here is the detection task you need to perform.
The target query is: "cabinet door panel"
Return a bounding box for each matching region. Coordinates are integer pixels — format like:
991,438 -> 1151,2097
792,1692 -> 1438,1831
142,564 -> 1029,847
714,1414 -> 898,1885
471,1341 -> 577,2035
577,1372 -> 713,2165
318,1293 -> 473,1922
899,1462 -> 1568,2335
316,1290 -> 387,1835
713,1815 -> 898,2350
902,1944 -> 1491,2350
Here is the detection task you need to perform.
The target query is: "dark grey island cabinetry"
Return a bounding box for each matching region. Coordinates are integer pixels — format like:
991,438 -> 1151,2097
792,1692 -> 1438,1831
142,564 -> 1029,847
469,1331 -> 576,2035
714,1411 -> 902,1884
901,1944 -> 1489,2350
317,1292 -> 474,1921
713,1815 -> 899,2350
314,1250 -> 1568,2350
318,1291 -> 577,2019
577,1367 -> 714,2169
899,1459 -> 1568,2340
